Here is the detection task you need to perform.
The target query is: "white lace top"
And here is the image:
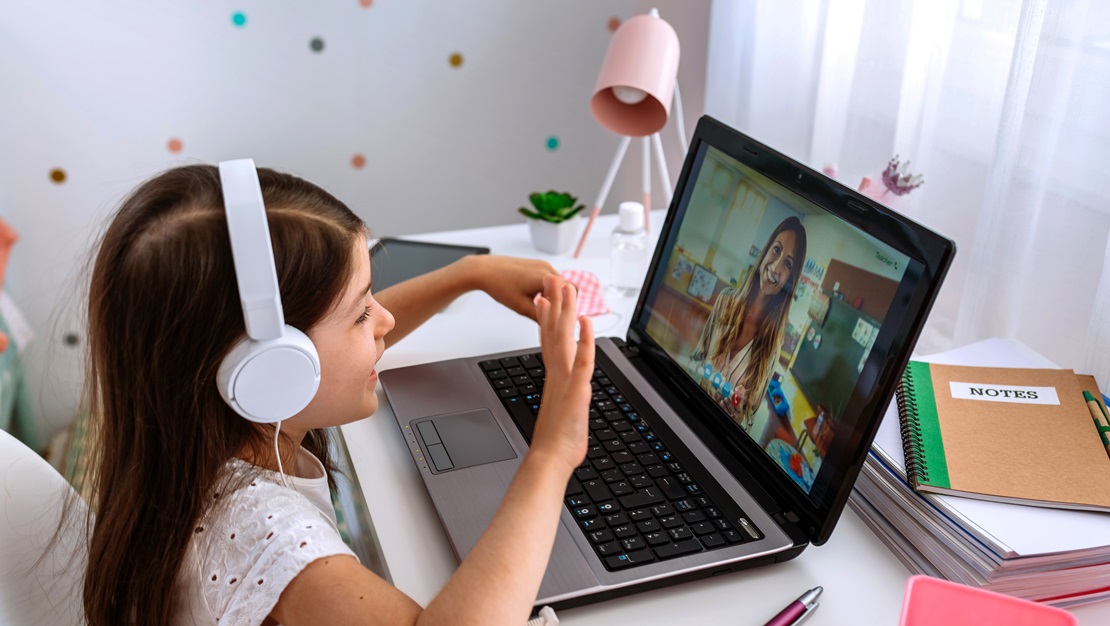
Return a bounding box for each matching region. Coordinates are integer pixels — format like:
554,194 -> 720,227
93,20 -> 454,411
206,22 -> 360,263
173,447 -> 358,626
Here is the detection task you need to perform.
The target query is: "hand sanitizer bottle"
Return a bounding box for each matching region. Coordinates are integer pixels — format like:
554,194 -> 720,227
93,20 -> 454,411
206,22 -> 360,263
609,201 -> 648,297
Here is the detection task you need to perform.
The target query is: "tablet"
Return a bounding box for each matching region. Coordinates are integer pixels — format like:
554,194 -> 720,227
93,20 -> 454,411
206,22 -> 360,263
369,238 -> 490,292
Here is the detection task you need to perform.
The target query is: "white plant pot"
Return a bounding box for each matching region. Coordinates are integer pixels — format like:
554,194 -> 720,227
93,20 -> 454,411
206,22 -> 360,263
528,218 -> 580,255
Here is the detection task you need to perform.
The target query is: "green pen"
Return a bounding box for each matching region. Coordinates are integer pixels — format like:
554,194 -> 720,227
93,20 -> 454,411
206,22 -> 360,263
1083,391 -> 1110,457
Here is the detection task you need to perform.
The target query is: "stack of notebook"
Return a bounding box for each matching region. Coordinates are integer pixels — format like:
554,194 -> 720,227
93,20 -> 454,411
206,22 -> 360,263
847,338 -> 1110,607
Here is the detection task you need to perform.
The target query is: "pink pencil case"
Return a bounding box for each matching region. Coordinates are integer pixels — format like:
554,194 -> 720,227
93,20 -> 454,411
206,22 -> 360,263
899,576 -> 1077,626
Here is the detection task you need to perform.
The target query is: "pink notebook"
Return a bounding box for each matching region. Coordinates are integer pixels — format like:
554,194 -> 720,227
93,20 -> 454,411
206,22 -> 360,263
899,576 -> 1077,626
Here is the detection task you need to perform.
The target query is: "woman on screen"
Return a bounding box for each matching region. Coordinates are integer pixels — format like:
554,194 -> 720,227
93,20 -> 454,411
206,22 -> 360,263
689,216 -> 807,429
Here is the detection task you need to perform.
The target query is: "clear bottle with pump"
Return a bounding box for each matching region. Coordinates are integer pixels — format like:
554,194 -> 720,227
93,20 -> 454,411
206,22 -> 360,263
609,201 -> 648,297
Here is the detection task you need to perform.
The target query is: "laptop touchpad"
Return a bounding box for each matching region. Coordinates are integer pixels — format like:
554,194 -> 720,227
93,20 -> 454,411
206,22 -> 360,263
413,409 -> 518,473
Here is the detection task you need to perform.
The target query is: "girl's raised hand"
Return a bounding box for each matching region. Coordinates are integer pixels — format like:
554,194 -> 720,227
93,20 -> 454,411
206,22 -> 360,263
529,275 -> 595,475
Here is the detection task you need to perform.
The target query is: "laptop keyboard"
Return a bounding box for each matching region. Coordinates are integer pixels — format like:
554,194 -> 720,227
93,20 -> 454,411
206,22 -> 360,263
481,352 -> 763,571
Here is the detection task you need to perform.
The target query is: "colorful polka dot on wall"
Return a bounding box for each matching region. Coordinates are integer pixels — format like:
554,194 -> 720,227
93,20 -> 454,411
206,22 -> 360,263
167,138 -> 183,153
231,12 -> 247,27
449,52 -> 464,68
351,154 -> 366,169
310,37 -> 325,53
608,17 -> 622,33
545,136 -> 560,151
50,168 -> 66,184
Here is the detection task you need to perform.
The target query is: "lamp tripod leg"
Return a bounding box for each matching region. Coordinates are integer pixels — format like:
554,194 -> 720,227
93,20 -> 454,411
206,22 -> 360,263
574,135 -> 632,259
651,132 -> 672,212
642,136 -> 652,234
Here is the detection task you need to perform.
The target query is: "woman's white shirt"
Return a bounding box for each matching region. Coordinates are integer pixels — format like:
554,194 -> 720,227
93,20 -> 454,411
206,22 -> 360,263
174,447 -> 357,626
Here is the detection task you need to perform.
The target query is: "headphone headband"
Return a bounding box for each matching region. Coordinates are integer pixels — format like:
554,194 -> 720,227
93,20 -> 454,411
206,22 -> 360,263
218,159 -> 284,341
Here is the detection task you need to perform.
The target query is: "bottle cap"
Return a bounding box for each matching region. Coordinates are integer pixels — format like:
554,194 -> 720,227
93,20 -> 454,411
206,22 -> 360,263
618,202 -> 645,231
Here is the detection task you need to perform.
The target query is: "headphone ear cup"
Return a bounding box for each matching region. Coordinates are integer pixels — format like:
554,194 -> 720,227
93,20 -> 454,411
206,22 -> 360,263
217,326 -> 321,423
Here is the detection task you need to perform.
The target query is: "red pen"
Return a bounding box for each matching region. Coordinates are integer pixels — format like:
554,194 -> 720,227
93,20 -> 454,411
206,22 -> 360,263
762,586 -> 822,626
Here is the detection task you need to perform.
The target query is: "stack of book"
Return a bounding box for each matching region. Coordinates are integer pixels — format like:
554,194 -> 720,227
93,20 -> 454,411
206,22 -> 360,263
848,338 -> 1110,607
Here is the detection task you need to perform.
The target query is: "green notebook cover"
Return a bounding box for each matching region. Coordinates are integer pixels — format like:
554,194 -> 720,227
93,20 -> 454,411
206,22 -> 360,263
897,360 -> 951,490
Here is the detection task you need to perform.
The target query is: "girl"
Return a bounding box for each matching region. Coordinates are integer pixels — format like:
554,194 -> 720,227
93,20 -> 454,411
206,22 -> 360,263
688,216 -> 807,429
80,164 -> 595,625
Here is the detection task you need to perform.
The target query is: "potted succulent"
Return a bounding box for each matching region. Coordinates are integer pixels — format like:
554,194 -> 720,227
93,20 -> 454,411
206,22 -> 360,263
518,190 -> 586,254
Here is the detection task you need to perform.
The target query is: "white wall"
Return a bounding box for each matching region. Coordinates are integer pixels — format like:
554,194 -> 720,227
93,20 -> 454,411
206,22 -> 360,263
0,0 -> 709,440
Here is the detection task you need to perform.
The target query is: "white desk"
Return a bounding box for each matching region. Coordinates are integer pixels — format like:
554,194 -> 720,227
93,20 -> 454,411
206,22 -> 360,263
340,213 -> 1108,625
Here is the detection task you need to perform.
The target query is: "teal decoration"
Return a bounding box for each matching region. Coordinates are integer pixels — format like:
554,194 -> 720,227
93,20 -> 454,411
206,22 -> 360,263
232,12 -> 247,27
545,136 -> 560,151
310,37 -> 325,52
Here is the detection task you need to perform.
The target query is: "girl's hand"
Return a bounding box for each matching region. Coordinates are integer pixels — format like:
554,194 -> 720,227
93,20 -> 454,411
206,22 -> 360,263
530,275 -> 595,476
461,255 -> 560,320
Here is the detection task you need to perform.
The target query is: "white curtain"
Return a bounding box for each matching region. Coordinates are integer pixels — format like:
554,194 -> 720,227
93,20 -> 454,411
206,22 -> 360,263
705,0 -> 1110,385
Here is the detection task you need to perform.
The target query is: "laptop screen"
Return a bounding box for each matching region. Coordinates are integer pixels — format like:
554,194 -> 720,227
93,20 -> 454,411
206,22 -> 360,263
634,139 -> 920,514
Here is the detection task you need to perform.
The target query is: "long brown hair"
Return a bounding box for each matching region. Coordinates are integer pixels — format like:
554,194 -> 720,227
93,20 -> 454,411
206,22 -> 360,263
81,164 -> 366,625
696,216 -> 807,420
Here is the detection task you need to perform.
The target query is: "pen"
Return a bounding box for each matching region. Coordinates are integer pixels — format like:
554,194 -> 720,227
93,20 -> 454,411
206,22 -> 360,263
762,586 -> 822,626
1083,391 -> 1110,460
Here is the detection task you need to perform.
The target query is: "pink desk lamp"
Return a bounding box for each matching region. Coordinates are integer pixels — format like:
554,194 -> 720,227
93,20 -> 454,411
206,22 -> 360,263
573,8 -> 683,258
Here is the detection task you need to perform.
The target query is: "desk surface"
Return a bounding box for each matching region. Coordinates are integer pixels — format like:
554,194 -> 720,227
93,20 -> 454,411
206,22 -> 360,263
340,213 -> 1107,625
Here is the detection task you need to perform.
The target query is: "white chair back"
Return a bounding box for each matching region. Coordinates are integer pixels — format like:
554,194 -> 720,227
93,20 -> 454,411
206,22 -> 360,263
0,429 -> 86,625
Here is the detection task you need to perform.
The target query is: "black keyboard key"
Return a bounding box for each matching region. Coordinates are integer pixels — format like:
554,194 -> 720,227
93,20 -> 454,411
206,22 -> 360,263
603,439 -> 626,453
705,507 -> 723,519
690,522 -> 715,536
583,480 -> 612,502
596,501 -> 619,515
656,476 -> 686,500
516,382 -> 537,394
636,519 -> 661,533
589,417 -> 608,431
588,529 -> 613,543
676,472 -> 693,484
596,541 -> 621,556
612,451 -> 634,464
511,375 -> 531,386
694,496 -> 711,507
654,538 -> 702,560
713,518 -> 732,530
565,478 -> 583,497
499,356 -> 520,367
685,484 -> 704,496
620,537 -> 647,552
627,508 -> 652,522
722,529 -> 744,543
637,453 -> 660,466
619,431 -> 642,444
493,378 -> 514,389
527,367 -> 545,379
682,510 -> 706,524
643,531 -> 671,546
573,506 -> 596,520
668,526 -> 693,541
702,533 -> 727,548
620,462 -> 643,476
593,457 -> 616,472
502,397 -> 536,442
586,445 -> 607,459
627,442 -> 650,455
612,524 -> 637,538
498,387 -> 519,399
613,421 -> 634,433
647,465 -> 670,478
595,428 -> 615,440
629,474 -> 653,489
480,359 -> 501,371
604,512 -> 629,527
650,503 -> 674,517
580,518 -> 604,531
658,514 -> 683,529
567,495 -> 588,507
605,549 -> 653,570
595,400 -> 616,412
618,487 -> 664,509
610,481 -> 634,496
674,499 -> 695,512
575,467 -> 598,482
506,366 -> 526,377
601,469 -> 623,483
486,368 -> 508,380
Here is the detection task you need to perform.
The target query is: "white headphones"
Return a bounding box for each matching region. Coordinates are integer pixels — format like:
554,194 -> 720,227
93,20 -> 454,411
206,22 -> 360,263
216,159 -> 321,424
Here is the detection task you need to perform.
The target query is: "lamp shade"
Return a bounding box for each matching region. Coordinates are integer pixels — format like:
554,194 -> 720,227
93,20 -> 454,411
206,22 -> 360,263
590,12 -> 680,137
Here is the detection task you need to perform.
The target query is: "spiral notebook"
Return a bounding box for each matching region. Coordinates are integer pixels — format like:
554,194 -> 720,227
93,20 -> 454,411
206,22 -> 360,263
896,361 -> 1110,512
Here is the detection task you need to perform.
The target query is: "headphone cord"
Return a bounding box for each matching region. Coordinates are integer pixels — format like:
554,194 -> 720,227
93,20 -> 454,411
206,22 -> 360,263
274,420 -> 291,489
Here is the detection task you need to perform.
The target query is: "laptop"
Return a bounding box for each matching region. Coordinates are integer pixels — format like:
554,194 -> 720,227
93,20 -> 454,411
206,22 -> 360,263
380,115 -> 955,609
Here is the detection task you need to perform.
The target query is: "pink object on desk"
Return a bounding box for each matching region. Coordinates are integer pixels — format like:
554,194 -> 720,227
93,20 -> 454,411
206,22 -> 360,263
899,576 -> 1077,626
560,269 -> 610,317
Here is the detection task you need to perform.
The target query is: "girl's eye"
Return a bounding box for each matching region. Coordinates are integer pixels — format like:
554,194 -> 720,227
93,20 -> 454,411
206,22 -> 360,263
356,306 -> 371,325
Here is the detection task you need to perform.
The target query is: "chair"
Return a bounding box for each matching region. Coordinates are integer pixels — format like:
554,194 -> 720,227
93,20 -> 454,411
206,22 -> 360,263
0,429 -> 87,625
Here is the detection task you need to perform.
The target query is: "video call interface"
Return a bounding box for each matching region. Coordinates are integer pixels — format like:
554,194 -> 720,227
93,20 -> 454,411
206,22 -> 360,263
639,145 -> 912,497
